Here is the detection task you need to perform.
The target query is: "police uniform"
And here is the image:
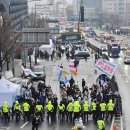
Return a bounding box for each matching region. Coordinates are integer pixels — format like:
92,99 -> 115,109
58,102 -> 65,121
35,103 -> 44,121
46,101 -> 54,123
91,101 -> 97,123
14,101 -> 21,121
83,101 -> 89,122
97,119 -> 105,130
67,101 -> 73,122
106,99 -> 115,121
100,101 -> 106,119
23,101 -> 30,121
73,101 -> 81,121
2,102 -> 9,122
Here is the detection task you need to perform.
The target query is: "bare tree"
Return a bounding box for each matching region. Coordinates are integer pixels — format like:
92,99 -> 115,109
0,15 -> 21,73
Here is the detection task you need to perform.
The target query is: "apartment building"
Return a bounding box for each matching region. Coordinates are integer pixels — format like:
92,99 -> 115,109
0,0 -> 28,30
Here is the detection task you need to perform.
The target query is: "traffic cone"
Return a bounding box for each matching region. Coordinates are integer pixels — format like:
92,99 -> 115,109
113,123 -> 117,130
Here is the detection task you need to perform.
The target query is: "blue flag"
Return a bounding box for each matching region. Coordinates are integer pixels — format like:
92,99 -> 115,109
58,70 -> 71,83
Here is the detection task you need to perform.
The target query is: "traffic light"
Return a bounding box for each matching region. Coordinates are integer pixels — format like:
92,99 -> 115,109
80,5 -> 84,22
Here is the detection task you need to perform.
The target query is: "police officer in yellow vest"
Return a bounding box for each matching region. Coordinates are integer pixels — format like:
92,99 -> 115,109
106,99 -> 115,121
73,100 -> 81,121
83,100 -> 90,122
97,117 -> 105,130
100,101 -> 106,119
35,101 -> 44,121
23,101 -> 30,121
67,100 -> 73,122
2,102 -> 9,122
58,101 -> 65,121
14,101 -> 21,111
46,101 -> 54,123
14,101 -> 21,121
91,100 -> 97,123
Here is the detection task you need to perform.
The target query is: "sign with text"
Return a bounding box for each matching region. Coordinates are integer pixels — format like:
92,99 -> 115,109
61,32 -> 81,42
95,59 -> 118,79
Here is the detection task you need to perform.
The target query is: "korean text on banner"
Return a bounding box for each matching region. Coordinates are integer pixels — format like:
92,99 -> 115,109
95,59 -> 118,79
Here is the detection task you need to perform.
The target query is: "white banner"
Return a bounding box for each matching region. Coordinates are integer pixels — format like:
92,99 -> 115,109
95,59 -> 118,79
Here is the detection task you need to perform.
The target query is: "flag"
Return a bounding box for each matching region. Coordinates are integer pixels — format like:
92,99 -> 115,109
69,65 -> 77,75
58,70 -> 71,83
52,65 -> 62,75
21,66 -> 37,77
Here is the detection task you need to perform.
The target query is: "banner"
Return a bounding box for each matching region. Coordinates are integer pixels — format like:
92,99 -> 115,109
58,70 -> 71,83
95,59 -> 118,79
21,66 -> 37,77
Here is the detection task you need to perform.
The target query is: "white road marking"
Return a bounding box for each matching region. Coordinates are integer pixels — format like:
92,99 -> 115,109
1,127 -> 10,130
20,122 -> 29,128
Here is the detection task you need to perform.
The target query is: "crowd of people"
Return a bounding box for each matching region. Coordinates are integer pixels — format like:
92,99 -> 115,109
0,44 -> 122,130
0,74 -> 122,130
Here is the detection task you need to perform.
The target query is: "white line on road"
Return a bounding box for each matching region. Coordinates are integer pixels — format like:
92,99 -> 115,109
20,122 -> 29,129
1,127 -> 10,130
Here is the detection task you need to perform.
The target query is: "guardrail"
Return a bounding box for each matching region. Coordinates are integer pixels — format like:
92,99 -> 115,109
110,115 -> 123,130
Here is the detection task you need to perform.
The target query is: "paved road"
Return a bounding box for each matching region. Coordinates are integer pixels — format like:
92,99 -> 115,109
89,29 -> 130,130
0,55 -> 111,130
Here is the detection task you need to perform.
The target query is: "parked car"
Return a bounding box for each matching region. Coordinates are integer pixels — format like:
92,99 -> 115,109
73,51 -> 90,59
32,66 -> 46,81
124,56 -> 130,64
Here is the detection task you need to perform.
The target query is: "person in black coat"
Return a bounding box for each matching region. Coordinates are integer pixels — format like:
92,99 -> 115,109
32,112 -> 40,130
82,79 -> 86,90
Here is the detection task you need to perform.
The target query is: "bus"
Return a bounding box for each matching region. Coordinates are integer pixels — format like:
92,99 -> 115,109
107,43 -> 121,57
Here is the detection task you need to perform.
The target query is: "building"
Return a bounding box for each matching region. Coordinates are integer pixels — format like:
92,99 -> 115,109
84,7 -> 96,19
0,0 -> 28,30
55,0 -> 67,17
102,0 -> 130,26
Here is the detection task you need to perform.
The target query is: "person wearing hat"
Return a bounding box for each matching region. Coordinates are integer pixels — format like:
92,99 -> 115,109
58,101 -> 65,121
23,101 -> 30,121
46,101 -> 54,123
32,112 -> 40,130
14,101 -> 21,121
2,102 -> 9,122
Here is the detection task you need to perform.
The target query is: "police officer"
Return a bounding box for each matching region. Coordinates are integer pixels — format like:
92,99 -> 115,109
73,101 -> 81,121
66,100 -> 73,122
46,101 -> 54,123
32,112 -> 40,130
100,101 -> 106,119
91,100 -> 97,123
58,101 -> 65,121
23,101 -> 30,121
97,117 -> 105,130
14,101 -> 21,121
35,101 -> 44,121
2,102 -> 9,122
82,100 -> 90,122
106,99 -> 115,121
